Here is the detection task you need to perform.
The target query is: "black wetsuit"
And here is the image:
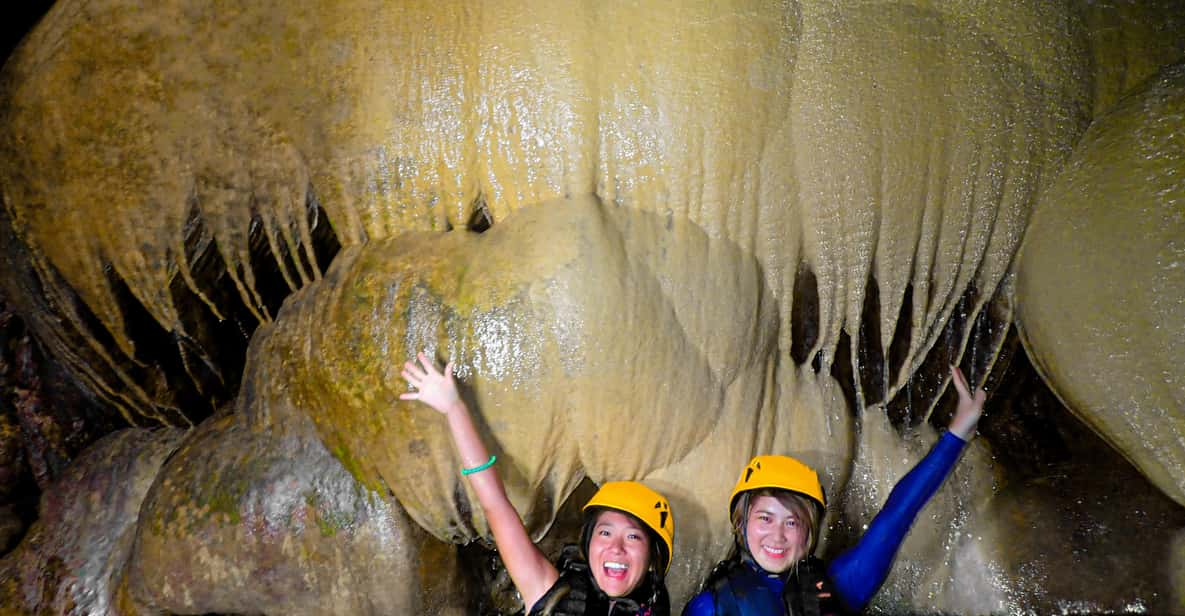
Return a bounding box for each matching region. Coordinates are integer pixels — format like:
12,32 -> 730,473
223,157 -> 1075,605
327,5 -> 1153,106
529,546 -> 669,616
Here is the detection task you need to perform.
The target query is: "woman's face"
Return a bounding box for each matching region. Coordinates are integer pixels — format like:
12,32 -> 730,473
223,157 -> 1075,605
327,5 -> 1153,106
744,494 -> 808,573
587,510 -> 651,597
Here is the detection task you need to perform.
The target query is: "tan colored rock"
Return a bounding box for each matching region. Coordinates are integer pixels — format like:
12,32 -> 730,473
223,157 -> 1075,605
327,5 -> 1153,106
6,0 -> 1173,425
1017,62 -> 1185,506
0,1 -> 1183,613
245,196 -> 777,597
122,412 -> 471,615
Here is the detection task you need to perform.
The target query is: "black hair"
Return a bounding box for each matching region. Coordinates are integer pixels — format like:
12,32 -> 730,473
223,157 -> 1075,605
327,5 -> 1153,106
579,507 -> 670,609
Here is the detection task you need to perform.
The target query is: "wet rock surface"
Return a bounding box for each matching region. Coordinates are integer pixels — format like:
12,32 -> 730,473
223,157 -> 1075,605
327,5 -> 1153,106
1016,61 -> 1185,506
857,333 -> 1185,614
0,1 -> 1183,614
0,428 -> 185,614
123,412 -> 472,615
0,294 -> 121,559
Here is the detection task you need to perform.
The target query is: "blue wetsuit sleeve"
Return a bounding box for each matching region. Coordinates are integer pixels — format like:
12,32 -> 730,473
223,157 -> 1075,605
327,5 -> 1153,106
681,590 -> 716,616
826,431 -> 966,612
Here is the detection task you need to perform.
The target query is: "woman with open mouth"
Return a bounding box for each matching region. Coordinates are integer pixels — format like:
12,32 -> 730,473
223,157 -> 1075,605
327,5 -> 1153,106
402,353 -> 675,615
684,366 -> 985,616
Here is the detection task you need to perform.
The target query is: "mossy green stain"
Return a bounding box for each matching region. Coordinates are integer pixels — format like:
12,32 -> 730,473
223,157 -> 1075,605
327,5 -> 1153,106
148,451 -> 275,536
304,491 -> 350,537
206,487 -> 243,525
331,441 -> 382,492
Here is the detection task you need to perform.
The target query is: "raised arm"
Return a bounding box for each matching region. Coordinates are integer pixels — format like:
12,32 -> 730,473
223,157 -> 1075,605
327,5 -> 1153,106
825,365 -> 985,612
401,352 -> 559,609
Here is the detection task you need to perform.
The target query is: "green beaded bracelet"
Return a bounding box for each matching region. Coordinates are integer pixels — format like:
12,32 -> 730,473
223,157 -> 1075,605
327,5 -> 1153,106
461,455 -> 497,475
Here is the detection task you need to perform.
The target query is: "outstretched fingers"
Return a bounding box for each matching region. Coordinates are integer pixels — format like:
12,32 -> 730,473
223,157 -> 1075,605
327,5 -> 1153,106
948,364 -> 986,440
418,351 -> 440,372
401,353 -> 440,385
950,365 -> 986,403
399,368 -> 420,400
951,365 -> 970,397
399,352 -> 461,412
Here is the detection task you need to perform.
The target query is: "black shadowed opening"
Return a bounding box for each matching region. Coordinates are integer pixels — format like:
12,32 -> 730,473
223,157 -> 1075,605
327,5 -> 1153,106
857,277 -> 886,405
468,194 -> 493,233
884,283 -> 977,431
886,283 -> 914,390
830,330 -> 859,419
790,263 -> 819,366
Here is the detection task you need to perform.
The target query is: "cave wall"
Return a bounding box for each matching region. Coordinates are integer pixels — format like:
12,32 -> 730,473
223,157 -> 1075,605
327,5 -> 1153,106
0,1 -> 1183,614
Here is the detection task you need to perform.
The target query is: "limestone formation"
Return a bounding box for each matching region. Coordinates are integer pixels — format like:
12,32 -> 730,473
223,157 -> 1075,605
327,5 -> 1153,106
1017,62 -> 1185,506
0,1 -> 1183,613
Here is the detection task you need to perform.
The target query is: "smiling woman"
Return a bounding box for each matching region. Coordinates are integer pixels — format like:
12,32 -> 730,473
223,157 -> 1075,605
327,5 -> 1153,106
401,353 -> 675,615
586,510 -> 651,596
740,491 -> 814,573
533,483 -> 674,615
684,367 -> 986,616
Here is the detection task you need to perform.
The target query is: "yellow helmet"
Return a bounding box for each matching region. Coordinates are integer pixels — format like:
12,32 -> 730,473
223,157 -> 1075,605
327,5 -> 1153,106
582,481 -> 674,574
729,455 -> 826,513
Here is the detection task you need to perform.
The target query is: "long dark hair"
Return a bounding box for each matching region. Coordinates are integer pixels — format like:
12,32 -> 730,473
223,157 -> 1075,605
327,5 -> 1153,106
579,507 -> 671,611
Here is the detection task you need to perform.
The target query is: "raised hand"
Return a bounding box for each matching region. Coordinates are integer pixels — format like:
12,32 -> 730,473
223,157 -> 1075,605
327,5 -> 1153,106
948,365 -> 987,440
399,352 -> 560,607
400,352 -> 460,414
